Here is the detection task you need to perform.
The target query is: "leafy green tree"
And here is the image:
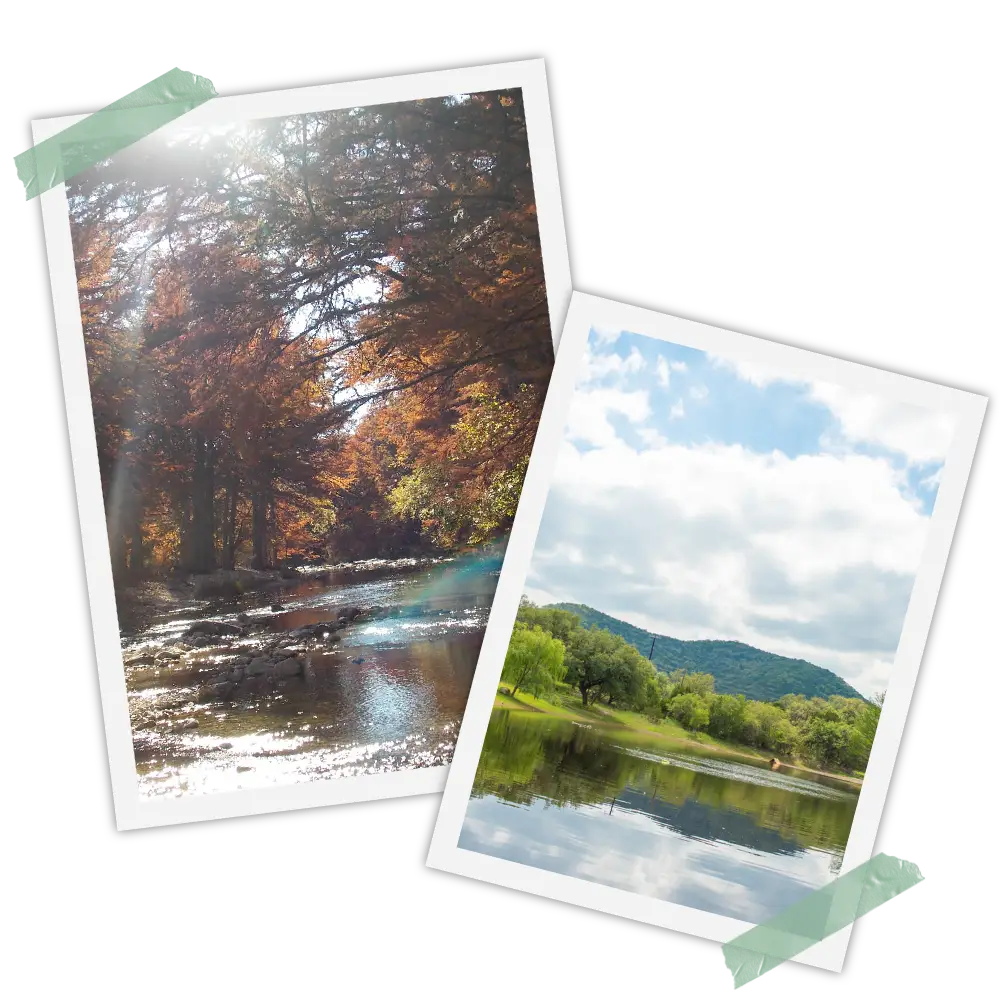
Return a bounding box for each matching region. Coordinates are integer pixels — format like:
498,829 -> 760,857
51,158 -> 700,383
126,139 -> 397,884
708,693 -> 747,740
673,671 -> 716,698
516,601 -> 581,643
854,691 -> 884,749
802,717 -> 853,767
667,692 -> 711,731
501,625 -> 566,699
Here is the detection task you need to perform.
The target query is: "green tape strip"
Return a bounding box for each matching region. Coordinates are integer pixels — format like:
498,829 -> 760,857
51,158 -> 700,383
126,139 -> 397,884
722,852 -> 923,987
14,67 -> 216,200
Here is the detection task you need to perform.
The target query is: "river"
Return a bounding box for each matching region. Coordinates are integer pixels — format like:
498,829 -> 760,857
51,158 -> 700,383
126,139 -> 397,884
119,553 -> 500,798
459,710 -> 860,924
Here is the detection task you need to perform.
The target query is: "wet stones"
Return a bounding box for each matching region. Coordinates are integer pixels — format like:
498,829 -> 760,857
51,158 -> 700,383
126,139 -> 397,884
197,673 -> 245,702
174,717 -> 199,731
246,657 -> 272,677
183,620 -> 244,639
124,650 -> 158,666
273,657 -> 304,679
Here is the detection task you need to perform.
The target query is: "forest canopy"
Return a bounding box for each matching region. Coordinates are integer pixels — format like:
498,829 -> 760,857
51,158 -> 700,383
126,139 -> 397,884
69,89 -> 553,579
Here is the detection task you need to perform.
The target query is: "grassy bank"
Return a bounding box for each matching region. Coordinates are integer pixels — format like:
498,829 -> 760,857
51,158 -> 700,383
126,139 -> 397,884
494,685 -> 863,786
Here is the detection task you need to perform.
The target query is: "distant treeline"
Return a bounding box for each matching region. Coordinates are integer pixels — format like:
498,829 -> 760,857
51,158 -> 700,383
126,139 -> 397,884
503,602 -> 883,774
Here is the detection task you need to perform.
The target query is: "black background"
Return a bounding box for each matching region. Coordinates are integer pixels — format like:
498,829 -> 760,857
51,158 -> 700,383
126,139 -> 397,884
5,60 -> 960,995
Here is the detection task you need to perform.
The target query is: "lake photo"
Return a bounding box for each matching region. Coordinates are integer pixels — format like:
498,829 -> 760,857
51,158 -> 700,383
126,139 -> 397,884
447,315 -> 962,928
59,80 -> 561,809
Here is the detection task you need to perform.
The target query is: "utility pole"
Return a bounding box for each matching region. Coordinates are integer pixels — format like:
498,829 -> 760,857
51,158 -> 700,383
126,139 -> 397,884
648,636 -> 656,661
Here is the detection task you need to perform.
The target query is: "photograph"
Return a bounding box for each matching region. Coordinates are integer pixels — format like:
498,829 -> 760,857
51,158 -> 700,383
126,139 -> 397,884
35,61 -> 571,827
428,292 -> 986,970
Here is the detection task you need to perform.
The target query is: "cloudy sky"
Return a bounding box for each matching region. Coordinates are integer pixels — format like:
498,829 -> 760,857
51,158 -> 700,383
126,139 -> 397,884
523,327 -> 957,697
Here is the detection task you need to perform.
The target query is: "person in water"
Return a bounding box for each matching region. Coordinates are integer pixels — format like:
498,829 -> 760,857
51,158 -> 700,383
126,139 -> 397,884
769,757 -> 781,769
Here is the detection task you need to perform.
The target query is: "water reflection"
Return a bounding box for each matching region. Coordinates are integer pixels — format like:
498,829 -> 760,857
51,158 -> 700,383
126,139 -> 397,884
459,710 -> 859,923
122,553 -> 501,797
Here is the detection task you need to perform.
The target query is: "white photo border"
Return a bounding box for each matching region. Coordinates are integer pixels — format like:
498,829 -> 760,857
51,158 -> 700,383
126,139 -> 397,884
34,59 -> 572,831
426,291 -> 987,972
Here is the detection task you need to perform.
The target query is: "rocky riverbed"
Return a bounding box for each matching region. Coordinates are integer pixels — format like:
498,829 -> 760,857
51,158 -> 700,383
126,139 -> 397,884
118,553 -> 499,798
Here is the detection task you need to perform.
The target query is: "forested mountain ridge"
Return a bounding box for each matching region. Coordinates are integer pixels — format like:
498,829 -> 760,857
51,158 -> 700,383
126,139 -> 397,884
549,604 -> 865,702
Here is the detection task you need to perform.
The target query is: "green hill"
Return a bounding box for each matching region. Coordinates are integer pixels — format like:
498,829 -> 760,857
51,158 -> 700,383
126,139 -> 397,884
549,603 -> 865,703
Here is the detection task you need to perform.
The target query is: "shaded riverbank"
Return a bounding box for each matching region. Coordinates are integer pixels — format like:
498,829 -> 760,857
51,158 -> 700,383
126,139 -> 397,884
118,553 -> 501,797
494,688 -> 863,787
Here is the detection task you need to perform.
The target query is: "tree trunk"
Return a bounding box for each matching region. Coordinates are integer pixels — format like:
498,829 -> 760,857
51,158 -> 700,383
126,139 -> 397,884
189,433 -> 216,572
251,485 -> 270,569
222,478 -> 238,570
580,684 -> 588,706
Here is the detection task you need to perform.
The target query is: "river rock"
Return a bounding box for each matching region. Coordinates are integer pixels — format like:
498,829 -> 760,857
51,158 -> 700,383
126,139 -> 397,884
174,717 -> 199,731
185,634 -> 218,649
273,657 -> 303,679
125,651 -> 157,666
185,620 -> 244,638
199,680 -> 236,701
246,657 -> 272,677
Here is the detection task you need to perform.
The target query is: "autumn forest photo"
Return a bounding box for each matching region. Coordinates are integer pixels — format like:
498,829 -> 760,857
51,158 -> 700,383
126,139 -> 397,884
69,89 -> 554,797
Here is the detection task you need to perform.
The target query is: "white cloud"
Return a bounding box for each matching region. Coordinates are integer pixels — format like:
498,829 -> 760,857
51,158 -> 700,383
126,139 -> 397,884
527,434 -> 931,696
709,354 -> 787,387
656,356 -> 671,388
810,381 -> 957,465
671,360 -> 688,373
669,399 -> 685,420
589,325 -> 622,346
920,466 -> 944,490
711,353 -> 958,466
564,387 -> 651,448
638,427 -> 670,447
580,344 -> 645,385
689,384 -> 709,401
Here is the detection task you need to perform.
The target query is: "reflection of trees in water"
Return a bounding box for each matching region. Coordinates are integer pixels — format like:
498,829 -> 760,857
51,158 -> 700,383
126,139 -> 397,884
472,710 -> 857,855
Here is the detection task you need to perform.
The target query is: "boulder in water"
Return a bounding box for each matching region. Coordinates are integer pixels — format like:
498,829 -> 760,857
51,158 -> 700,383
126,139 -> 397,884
185,620 -> 243,638
246,657 -> 271,677
273,657 -> 303,679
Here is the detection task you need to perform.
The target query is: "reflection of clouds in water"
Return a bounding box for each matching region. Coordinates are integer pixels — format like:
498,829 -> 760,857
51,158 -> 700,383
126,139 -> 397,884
460,796 -> 837,924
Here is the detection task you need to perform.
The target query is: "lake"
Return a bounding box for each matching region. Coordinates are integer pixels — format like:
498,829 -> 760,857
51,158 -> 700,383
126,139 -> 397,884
458,710 -> 860,924
120,553 -> 500,798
